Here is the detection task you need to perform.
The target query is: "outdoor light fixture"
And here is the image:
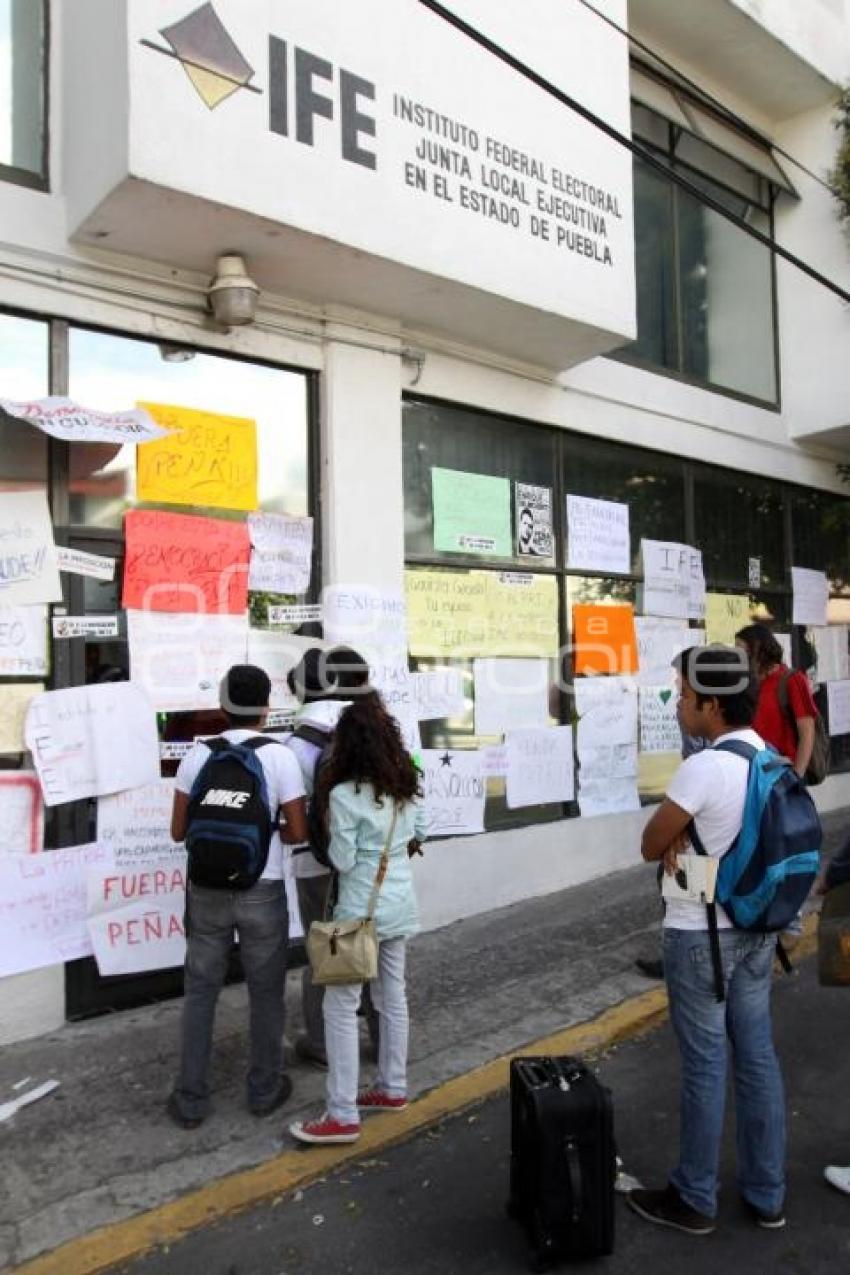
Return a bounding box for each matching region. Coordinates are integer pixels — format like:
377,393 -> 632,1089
207,254 -> 260,327
157,342 -> 197,363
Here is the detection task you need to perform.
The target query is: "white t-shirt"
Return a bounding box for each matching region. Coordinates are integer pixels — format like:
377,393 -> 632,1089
175,729 -> 305,882
286,699 -> 349,880
663,728 -> 764,932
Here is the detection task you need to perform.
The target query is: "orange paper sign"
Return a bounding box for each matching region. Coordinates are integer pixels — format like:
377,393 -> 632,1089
572,604 -> 638,675
122,510 -> 250,614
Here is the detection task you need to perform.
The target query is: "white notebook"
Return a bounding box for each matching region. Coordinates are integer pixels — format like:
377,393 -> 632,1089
661,854 -> 718,906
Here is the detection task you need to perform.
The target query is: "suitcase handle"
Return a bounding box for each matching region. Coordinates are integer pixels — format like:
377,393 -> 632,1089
514,1057 -> 586,1091
565,1137 -> 584,1223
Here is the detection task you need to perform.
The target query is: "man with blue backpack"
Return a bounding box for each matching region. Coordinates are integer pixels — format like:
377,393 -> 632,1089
166,665 -> 308,1129
628,645 -> 821,1236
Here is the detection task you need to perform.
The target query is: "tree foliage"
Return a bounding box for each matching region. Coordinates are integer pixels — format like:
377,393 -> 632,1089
828,87 -> 850,224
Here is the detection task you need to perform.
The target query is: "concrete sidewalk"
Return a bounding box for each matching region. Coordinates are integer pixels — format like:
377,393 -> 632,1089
1,811 -> 846,1272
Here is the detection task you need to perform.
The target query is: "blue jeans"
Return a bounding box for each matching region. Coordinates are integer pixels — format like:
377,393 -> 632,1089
171,879 -> 289,1120
663,927 -> 786,1218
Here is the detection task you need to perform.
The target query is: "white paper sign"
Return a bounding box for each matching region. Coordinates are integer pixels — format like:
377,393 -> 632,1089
506,726 -> 574,808
267,603 -> 323,626
97,780 -> 178,866
748,557 -> 762,589
792,567 -> 829,627
52,615 -> 119,639
0,684 -> 45,754
687,548 -> 706,621
473,658 -> 550,736
0,396 -> 167,442
515,483 -> 553,558
482,743 -> 508,777
639,687 -> 682,753
578,777 -> 641,818
574,676 -> 638,750
57,546 -> 116,581
566,495 -> 631,574
247,513 -> 314,595
827,679 -> 850,736
640,540 -> 704,620
246,628 -> 311,713
0,843 -> 110,978
322,584 -> 408,650
25,682 -> 160,806
776,632 -> 793,666
0,772 -> 43,854
634,617 -> 693,688
0,604 -> 48,675
87,852 -> 187,976
159,739 -> 194,761
420,748 -> 485,836
0,490 -> 62,606
578,742 -> 638,779
413,668 -> 465,721
128,609 -> 248,711
811,626 -> 849,684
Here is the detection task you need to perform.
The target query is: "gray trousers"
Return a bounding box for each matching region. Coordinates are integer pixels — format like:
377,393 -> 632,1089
295,873 -> 332,1050
171,879 -> 289,1121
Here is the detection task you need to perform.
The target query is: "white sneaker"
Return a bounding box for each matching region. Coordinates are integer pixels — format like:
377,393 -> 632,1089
824,1165 -> 850,1195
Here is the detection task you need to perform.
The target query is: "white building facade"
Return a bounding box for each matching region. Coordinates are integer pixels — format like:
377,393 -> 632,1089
1,0 -> 849,1042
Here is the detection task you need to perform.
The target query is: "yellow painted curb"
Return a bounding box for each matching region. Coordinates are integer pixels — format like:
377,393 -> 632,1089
14,917 -> 818,1275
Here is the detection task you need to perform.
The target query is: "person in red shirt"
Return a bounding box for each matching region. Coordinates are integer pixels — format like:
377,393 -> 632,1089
735,623 -> 817,778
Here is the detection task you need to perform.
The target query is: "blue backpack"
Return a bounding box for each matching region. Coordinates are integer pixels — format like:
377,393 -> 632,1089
692,739 -> 822,1000
185,736 -> 276,890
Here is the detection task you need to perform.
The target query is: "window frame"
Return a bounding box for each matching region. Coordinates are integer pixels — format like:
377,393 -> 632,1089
0,0 -> 50,191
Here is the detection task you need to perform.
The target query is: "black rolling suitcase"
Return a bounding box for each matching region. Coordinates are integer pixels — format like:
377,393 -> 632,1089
508,1055 -> 615,1269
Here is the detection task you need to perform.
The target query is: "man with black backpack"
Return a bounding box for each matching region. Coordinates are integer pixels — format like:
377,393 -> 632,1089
628,645 -> 820,1236
166,665 -> 308,1129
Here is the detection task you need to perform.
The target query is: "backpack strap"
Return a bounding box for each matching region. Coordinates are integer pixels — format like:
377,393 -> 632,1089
201,734 -> 276,753
777,669 -> 800,739
689,820 -> 726,1004
712,738 -> 758,762
291,723 -> 330,749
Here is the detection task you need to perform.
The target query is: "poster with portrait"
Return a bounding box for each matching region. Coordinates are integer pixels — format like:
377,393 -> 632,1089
514,483 -> 553,559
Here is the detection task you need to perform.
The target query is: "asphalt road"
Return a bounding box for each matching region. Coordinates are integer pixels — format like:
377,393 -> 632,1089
116,956 -> 850,1275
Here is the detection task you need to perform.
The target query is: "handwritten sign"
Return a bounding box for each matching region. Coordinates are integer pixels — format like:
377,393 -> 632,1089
57,546 -> 116,581
97,780 -> 178,866
0,843 -> 111,978
566,495 -> 630,573
323,585 -> 408,650
128,609 -> 248,711
704,593 -> 752,647
248,513 -> 313,594
639,687 -> 681,753
24,682 -> 160,806
634,617 -> 693,688
577,777 -> 641,818
0,396 -> 166,442
574,676 -> 638,750
123,509 -> 250,614
641,540 -> 703,620
246,628 -> 307,713
0,772 -> 43,853
515,483 -> 553,558
0,684 -> 45,755
420,748 -> 485,837
811,626 -> 850,685
137,402 -> 258,510
413,668 -> 466,721
87,853 -> 187,975
827,679 -> 850,736
51,615 -> 119,639
431,468 -> 512,557
572,604 -> 637,675
473,658 -> 550,736
406,569 -> 558,658
505,726 -> 574,808
0,491 -> 62,606
0,604 -> 48,675
792,567 -> 829,627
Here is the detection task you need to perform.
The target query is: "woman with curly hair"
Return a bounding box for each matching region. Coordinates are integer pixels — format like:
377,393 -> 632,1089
290,692 -> 427,1145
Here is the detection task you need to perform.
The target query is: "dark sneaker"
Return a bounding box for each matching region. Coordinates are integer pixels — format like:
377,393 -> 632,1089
294,1036 -> 328,1069
250,1074 -> 293,1117
628,1184 -> 715,1235
635,958 -> 665,980
742,1197 -> 786,1229
166,1092 -> 205,1130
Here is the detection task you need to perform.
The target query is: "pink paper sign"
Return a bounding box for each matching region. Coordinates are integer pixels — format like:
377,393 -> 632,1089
122,510 -> 250,614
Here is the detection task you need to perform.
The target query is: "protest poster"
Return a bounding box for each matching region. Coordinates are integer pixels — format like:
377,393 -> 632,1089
248,513 -> 313,594
0,491 -> 62,607
87,852 -> 187,976
515,483 -> 553,558
137,402 -> 258,511
413,668 -> 466,721
473,658 -> 550,736
419,748 -> 486,836
578,742 -> 638,779
0,843 -> 110,978
323,584 -> 408,651
56,546 -> 116,581
431,468 -> 512,556
25,682 -> 160,806
123,509 -> 251,614
482,743 -> 508,778
505,726 -> 574,808
406,569 -> 558,659
0,684 -> 45,755
484,573 -> 559,657
0,772 -> 43,853
810,626 -> 850,685
0,396 -> 166,443
577,777 -> 641,818
574,676 -> 638,750
572,603 -> 637,675
128,609 -> 248,711
0,604 -> 48,675
827,679 -> 850,736
704,593 -> 752,647
633,616 -> 692,687
791,567 -> 829,627
639,687 -> 681,753
566,495 -> 630,574
640,540 -> 692,620
97,780 -> 178,866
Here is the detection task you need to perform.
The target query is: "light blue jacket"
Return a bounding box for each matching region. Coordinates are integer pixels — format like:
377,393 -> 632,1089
328,781 -> 427,942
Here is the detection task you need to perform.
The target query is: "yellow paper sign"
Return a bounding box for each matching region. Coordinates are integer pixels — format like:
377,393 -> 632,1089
406,569 -> 559,658
704,593 -> 752,647
0,683 -> 45,753
136,402 -> 258,511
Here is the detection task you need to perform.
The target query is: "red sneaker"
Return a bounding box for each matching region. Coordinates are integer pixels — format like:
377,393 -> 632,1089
289,1114 -> 360,1144
357,1088 -> 409,1112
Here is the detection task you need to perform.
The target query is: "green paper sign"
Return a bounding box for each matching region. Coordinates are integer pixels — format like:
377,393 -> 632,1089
431,468 -> 512,557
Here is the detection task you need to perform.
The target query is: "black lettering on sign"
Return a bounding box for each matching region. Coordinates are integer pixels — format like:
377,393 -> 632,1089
268,36 -> 288,137
295,47 -> 334,146
340,69 -> 376,169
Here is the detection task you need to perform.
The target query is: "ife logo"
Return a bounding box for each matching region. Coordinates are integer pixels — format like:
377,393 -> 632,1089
140,2 -> 262,110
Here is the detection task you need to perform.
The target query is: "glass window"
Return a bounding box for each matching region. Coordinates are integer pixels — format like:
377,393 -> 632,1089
630,160 -> 678,373
790,487 -> 850,593
0,0 -> 47,183
67,328 -> 309,529
0,312 -> 48,491
694,464 -> 785,588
